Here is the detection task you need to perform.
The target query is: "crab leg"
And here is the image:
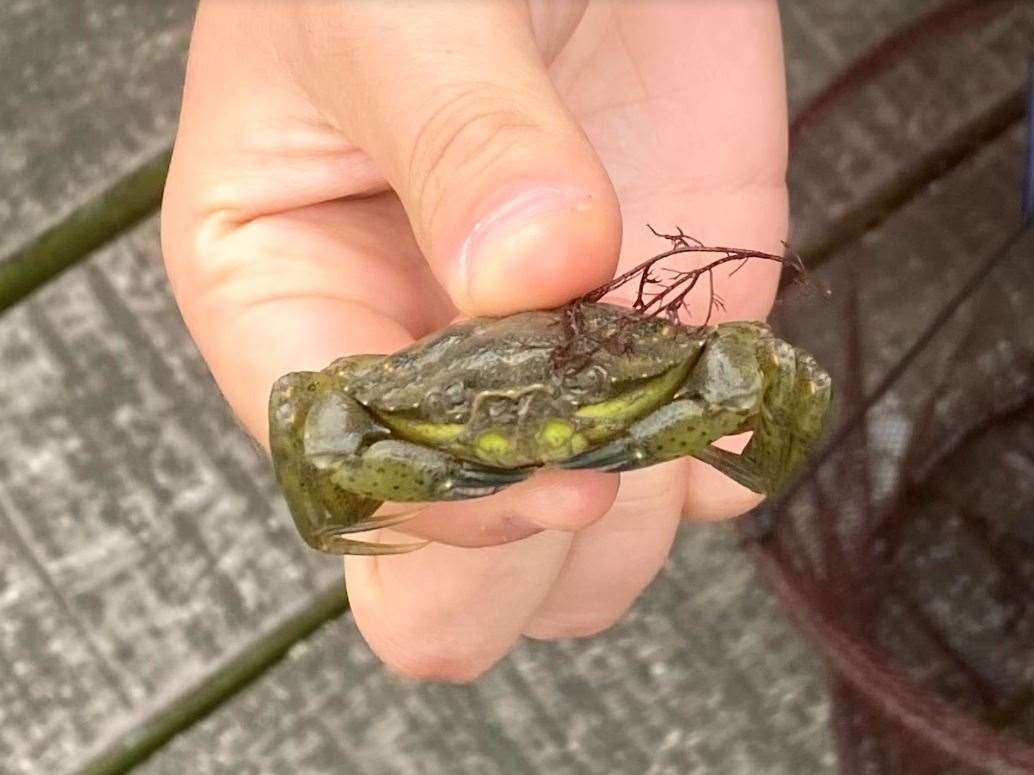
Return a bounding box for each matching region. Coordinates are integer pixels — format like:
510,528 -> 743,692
269,371 -> 529,555
693,342 -> 831,496
558,324 -> 765,473
560,324 -> 831,497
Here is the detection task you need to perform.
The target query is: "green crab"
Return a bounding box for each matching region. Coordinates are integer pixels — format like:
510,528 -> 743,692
269,303 -> 831,555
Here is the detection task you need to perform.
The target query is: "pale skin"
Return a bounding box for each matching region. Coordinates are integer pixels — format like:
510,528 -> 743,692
162,0 -> 789,682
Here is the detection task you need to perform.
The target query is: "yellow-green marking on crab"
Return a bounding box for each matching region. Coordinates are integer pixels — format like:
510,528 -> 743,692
539,419 -> 573,447
375,414 -> 465,446
534,419 -> 589,462
476,431 -> 510,454
575,360 -> 691,441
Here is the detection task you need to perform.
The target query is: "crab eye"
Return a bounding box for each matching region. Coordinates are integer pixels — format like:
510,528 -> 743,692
565,365 -> 607,395
443,381 -> 466,406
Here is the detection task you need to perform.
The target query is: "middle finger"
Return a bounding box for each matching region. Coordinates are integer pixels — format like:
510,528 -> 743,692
345,528 -> 574,682
396,468 -> 619,548
523,460 -> 685,639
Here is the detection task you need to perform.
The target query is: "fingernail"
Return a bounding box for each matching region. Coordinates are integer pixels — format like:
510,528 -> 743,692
457,187 -> 598,311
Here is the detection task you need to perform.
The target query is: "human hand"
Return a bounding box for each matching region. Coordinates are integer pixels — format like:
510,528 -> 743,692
161,0 -> 788,681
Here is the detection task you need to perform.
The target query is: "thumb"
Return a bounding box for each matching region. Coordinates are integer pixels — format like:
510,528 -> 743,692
287,1 -> 621,315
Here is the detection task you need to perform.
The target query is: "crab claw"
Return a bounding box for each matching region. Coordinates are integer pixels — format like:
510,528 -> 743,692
446,464 -> 534,499
557,440 -> 642,473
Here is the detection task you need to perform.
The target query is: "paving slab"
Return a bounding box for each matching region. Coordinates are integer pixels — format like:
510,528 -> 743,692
141,525 -> 834,775
780,0 -> 946,113
0,219 -> 343,775
787,1 -> 1033,257
0,1 -> 195,258
777,123 -> 1028,405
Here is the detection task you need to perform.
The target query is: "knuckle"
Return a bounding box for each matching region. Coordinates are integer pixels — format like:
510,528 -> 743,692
407,85 -> 540,210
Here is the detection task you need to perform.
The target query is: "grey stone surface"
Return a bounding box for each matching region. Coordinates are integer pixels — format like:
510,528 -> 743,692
0,218 -> 342,775
787,2 -> 1034,253
778,123 -> 1028,406
780,0 -> 947,113
0,1 -> 194,257
142,525 -> 834,775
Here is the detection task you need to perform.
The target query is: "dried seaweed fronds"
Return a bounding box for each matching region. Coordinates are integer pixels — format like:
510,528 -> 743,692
549,227 -> 809,374
581,226 -> 807,325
